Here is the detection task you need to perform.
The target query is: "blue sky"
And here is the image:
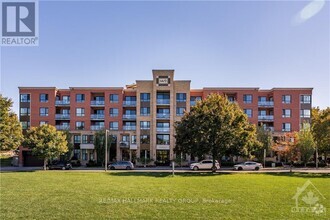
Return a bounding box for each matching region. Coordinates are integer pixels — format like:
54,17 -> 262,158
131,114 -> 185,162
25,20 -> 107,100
1,0 -> 329,113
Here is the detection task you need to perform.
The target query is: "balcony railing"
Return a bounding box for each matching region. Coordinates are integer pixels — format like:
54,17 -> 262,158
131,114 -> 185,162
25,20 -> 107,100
55,114 -> 70,120
56,125 -> 70,130
90,100 -> 105,106
122,114 -> 137,120
90,125 -> 105,131
123,125 -> 136,131
55,100 -> 70,106
258,101 -> 274,107
119,141 -> 130,148
123,101 -> 136,107
258,115 -> 274,121
140,127 -> 150,130
157,99 -> 170,105
156,127 -> 170,133
263,126 -> 274,132
90,114 -> 105,120
156,113 -> 170,119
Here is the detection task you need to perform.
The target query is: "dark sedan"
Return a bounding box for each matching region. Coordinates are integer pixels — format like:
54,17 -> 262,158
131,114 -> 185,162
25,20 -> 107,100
47,161 -> 72,170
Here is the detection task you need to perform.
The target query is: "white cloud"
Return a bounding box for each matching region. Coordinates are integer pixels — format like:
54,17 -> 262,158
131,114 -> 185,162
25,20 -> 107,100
292,0 -> 326,25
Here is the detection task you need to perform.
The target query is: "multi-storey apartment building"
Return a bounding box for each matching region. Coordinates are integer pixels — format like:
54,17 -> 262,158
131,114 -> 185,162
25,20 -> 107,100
18,70 -> 313,166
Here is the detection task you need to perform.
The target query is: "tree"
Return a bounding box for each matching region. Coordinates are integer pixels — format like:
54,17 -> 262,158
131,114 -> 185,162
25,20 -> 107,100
296,126 -> 315,167
94,131 -> 113,165
62,130 -> 73,161
311,107 -> 330,163
175,94 -> 260,172
255,125 -> 273,164
0,95 -> 23,151
23,124 -> 68,170
272,132 -> 298,163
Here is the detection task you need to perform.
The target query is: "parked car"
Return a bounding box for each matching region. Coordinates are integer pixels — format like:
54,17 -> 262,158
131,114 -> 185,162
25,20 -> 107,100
233,161 -> 263,171
108,161 -> 134,170
190,160 -> 220,171
47,161 -> 72,170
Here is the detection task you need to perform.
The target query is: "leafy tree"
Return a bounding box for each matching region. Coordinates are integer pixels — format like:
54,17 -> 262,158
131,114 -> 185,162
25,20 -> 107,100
94,131 -> 113,165
62,130 -> 74,161
296,125 -> 315,167
311,107 -> 330,162
0,95 -> 23,151
254,125 -> 273,163
175,94 -> 260,172
272,132 -> 298,163
23,124 -> 68,170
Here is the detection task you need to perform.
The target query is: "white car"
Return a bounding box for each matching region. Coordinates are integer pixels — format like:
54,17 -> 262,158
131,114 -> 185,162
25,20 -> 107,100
190,160 -> 220,171
234,161 -> 263,171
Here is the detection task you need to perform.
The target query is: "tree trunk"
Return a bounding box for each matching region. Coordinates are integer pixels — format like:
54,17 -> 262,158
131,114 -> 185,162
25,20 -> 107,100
44,158 -> 47,170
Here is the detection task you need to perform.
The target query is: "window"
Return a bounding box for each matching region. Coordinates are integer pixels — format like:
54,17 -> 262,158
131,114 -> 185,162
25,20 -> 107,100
82,135 -> 88,144
82,135 -> 93,144
39,121 -> 48,126
110,108 -> 119,117
282,95 -> 291,104
131,135 -> 136,144
140,121 -> 150,130
110,122 -> 119,130
20,94 -> 30,102
300,95 -> 311,104
244,109 -> 252,118
75,121 -> 85,130
282,109 -> 291,118
227,96 -> 235,102
258,110 -> 266,116
82,149 -> 87,161
21,121 -> 30,129
110,94 -> 119,103
300,109 -> 311,118
74,135 -> 81,143
140,107 -> 150,116
258,96 -> 267,102
282,123 -> 291,132
73,149 -> 80,160
176,93 -> 186,102
39,107 -> 49,116
243,95 -> 253,104
20,108 -> 30,116
76,108 -> 85,117
76,94 -> 85,103
190,96 -> 202,106
140,135 -> 150,144
176,107 -> 185,116
39,94 -> 48,102
140,93 -> 150,102
157,134 -> 170,145
140,150 -> 150,159
62,96 -> 70,102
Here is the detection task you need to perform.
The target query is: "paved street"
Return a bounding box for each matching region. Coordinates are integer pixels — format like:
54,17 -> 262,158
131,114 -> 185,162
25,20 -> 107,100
1,166 -> 330,174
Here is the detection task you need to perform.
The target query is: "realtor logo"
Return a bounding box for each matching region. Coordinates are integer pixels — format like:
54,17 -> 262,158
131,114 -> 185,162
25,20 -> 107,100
291,180 -> 326,215
1,0 -> 38,46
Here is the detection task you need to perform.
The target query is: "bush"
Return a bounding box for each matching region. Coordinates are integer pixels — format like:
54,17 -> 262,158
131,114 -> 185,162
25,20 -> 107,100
86,160 -> 100,167
71,160 -> 81,167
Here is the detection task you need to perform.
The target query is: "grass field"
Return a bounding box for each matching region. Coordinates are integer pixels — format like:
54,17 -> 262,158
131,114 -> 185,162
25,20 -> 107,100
0,171 -> 329,219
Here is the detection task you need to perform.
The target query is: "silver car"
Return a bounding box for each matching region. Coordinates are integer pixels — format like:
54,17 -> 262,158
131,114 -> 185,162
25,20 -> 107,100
108,161 -> 134,170
190,160 -> 220,171
234,161 -> 263,171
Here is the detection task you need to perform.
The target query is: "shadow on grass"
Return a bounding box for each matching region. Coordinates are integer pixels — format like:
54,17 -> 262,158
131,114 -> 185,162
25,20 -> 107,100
262,172 -> 330,179
108,171 -> 233,178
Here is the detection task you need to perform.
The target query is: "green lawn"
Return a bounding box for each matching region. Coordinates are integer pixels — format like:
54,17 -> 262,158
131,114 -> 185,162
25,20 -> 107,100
0,172 -> 329,219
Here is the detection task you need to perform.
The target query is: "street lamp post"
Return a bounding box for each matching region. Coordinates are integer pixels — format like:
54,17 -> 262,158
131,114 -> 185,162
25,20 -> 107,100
105,129 -> 109,172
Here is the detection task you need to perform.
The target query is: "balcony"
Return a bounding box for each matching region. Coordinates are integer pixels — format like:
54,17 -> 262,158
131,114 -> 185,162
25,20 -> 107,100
90,125 -> 105,131
90,114 -> 105,120
56,125 -> 70,130
156,113 -> 170,119
263,126 -> 274,132
258,101 -> 274,107
55,100 -> 70,106
119,141 -> 130,149
156,127 -> 170,133
258,115 -> 274,121
123,125 -> 136,131
140,127 -> 150,130
90,100 -> 105,106
55,114 -> 70,120
122,114 -> 137,120
157,99 -> 170,105
123,101 -> 136,107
